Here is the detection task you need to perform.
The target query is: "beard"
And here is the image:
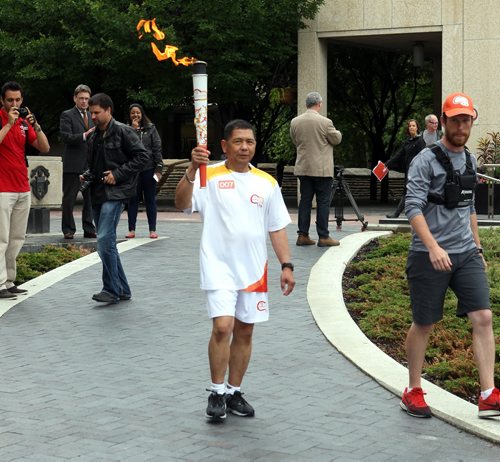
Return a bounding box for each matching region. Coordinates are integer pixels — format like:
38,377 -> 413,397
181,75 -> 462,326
444,130 -> 470,148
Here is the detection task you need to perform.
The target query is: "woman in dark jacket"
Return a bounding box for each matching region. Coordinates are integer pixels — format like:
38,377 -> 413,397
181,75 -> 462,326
125,104 -> 164,238
385,119 -> 426,218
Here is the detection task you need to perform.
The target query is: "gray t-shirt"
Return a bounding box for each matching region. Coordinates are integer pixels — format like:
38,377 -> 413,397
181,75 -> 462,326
422,129 -> 441,147
405,141 -> 477,254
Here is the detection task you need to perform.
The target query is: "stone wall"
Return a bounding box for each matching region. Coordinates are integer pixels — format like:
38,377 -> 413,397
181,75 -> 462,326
298,0 -> 500,145
155,160 -> 405,206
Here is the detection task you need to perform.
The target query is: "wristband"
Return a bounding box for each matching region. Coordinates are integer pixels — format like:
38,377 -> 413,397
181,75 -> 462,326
184,169 -> 195,184
477,247 -> 484,254
281,262 -> 294,271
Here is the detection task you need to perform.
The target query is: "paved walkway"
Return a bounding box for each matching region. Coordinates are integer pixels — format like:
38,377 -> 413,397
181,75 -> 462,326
0,206 -> 499,461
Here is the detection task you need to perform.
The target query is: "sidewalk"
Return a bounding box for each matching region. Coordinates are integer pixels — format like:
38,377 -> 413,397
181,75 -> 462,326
0,205 -> 498,461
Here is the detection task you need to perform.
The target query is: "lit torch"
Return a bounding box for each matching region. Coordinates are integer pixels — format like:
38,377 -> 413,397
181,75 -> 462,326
137,18 -> 207,187
136,19 -> 196,66
192,61 -> 208,188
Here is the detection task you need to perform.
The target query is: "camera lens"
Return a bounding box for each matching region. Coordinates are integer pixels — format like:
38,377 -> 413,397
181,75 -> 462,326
17,107 -> 29,118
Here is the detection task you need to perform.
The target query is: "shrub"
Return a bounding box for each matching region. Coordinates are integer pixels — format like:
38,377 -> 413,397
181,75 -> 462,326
16,245 -> 90,284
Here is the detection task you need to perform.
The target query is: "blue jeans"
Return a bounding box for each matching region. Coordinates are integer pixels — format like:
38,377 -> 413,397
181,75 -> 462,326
93,200 -> 131,298
127,167 -> 158,232
297,176 -> 333,238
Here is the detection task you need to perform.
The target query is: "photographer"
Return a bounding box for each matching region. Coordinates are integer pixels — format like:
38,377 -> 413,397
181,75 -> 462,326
0,81 -> 50,299
85,93 -> 149,304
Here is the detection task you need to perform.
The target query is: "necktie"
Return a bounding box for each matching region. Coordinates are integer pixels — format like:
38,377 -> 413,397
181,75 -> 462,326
82,110 -> 89,130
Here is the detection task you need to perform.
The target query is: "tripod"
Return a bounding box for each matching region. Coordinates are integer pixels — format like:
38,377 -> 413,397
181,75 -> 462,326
330,166 -> 368,231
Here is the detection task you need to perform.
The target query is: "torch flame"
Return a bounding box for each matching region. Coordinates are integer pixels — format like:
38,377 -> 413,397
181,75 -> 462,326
137,18 -> 195,66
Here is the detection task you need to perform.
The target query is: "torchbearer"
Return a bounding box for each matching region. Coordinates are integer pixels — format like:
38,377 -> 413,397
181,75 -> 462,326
175,119 -> 295,422
192,61 -> 208,188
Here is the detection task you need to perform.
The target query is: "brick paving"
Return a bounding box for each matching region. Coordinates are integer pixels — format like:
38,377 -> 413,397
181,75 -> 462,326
0,207 -> 498,461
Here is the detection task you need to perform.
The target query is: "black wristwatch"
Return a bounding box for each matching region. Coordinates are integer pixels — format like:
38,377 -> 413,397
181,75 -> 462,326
281,262 -> 294,271
477,247 -> 484,254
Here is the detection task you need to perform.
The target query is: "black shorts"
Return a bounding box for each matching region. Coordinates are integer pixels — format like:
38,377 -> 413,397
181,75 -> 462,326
406,248 -> 490,325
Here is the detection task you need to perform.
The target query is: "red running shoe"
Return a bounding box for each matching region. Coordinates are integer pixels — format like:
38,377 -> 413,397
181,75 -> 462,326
478,388 -> 500,418
400,387 -> 432,418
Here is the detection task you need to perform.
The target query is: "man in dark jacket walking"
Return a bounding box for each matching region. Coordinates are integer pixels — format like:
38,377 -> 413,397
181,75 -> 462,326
85,93 -> 149,303
59,84 -> 96,239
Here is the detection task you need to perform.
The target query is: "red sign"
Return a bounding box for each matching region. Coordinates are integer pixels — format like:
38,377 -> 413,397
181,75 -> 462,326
372,161 -> 389,182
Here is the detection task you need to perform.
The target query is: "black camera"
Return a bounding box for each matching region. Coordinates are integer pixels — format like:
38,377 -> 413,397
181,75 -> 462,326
79,170 -> 96,193
16,107 -> 29,118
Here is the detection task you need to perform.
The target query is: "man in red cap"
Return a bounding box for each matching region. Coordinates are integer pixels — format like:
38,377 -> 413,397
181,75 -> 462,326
399,92 -> 498,419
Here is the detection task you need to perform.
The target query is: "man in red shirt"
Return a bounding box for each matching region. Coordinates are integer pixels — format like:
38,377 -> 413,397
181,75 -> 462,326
0,81 -> 50,298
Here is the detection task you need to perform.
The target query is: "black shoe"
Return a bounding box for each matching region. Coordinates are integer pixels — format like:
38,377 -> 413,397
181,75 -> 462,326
226,391 -> 255,417
0,289 -> 17,299
63,233 -> 74,239
7,286 -> 28,294
119,293 -> 132,301
386,212 -> 400,219
84,232 -> 97,238
92,291 -> 118,304
206,392 -> 226,421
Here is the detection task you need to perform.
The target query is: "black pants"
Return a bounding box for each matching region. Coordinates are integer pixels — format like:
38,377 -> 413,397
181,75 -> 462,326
297,176 -> 333,238
127,168 -> 158,232
390,194 -> 406,217
62,173 -> 95,235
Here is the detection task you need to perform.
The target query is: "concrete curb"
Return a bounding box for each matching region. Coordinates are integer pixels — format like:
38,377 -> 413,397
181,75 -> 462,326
308,231 -> 500,443
0,237 -> 162,319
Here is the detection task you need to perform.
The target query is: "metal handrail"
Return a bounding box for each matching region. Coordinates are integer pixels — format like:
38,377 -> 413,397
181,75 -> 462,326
477,173 -> 500,183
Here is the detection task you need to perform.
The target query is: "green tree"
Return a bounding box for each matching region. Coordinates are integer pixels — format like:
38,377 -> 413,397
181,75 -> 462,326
327,45 -> 433,200
0,0 -> 323,160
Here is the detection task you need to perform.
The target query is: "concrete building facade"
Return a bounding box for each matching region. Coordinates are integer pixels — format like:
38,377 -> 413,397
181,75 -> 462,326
298,0 -> 500,143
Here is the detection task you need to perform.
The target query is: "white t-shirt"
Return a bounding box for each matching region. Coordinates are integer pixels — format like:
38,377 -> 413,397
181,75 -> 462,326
189,162 -> 291,291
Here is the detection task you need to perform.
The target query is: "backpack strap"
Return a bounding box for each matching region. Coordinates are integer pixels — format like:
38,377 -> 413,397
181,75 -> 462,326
427,144 -> 475,206
429,144 -> 454,181
463,145 -> 474,172
22,120 -> 31,167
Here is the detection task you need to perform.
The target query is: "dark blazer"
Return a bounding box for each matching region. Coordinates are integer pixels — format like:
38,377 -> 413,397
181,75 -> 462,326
59,106 -> 94,173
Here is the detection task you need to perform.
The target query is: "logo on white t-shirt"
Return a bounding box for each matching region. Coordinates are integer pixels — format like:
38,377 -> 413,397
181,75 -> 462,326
218,180 -> 235,189
250,194 -> 264,207
256,300 -> 267,311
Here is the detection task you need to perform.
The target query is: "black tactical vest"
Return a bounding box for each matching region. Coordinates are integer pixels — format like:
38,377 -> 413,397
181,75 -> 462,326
427,144 -> 477,209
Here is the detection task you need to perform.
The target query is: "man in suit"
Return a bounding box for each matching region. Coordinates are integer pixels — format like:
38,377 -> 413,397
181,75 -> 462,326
59,84 -> 96,239
290,91 -> 342,247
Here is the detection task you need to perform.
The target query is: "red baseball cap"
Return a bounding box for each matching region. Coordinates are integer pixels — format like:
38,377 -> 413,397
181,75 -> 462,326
442,92 -> 477,118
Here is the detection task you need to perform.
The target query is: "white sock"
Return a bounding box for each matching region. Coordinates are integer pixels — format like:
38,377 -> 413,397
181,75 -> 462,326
210,382 -> 225,395
407,387 -> 413,392
226,383 -> 241,396
481,388 -> 494,400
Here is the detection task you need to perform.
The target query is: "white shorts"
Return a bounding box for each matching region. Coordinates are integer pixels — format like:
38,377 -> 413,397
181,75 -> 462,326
206,290 -> 269,324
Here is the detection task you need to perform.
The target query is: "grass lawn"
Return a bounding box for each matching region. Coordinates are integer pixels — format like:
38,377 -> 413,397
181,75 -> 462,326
343,228 -> 500,404
15,245 -> 92,285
